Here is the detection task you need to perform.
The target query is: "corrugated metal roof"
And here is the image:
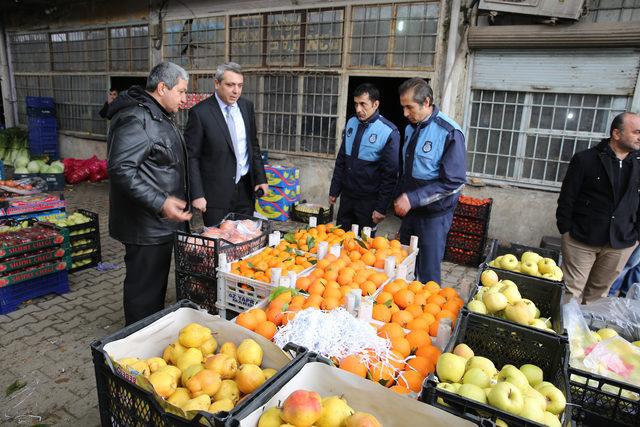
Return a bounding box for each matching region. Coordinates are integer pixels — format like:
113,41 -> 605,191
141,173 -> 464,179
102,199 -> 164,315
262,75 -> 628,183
472,48 -> 640,95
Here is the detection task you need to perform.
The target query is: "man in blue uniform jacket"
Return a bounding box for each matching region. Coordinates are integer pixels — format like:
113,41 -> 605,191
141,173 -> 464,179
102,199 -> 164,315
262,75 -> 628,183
394,78 -> 467,284
329,83 -> 400,233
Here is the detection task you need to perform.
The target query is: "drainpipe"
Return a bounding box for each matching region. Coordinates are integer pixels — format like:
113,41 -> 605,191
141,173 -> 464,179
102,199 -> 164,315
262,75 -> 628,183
444,0 -> 461,85
0,22 -> 16,127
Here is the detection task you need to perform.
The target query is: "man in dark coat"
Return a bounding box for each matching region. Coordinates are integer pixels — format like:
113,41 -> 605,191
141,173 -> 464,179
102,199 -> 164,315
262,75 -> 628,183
184,62 -> 268,226
107,62 -> 192,325
557,112 -> 640,303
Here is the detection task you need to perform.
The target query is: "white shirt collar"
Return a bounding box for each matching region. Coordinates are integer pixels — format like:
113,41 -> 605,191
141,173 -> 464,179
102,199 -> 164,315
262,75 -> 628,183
214,92 -> 236,113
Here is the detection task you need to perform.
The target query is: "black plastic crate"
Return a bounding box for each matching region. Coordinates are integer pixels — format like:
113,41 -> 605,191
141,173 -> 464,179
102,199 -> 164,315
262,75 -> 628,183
447,231 -> 486,253
290,202 -> 334,225
175,271 -> 218,315
421,311 -> 571,427
445,246 -> 484,267
467,268 -> 567,338
69,250 -> 102,274
455,197 -> 493,221
41,173 -> 65,191
174,213 -> 271,280
450,215 -> 489,237
90,300 -> 306,427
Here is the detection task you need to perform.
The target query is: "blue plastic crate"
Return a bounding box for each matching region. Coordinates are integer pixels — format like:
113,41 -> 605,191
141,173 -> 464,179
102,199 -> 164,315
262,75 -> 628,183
28,116 -> 57,135
0,160 -> 4,180
26,96 -> 55,110
0,270 -> 69,315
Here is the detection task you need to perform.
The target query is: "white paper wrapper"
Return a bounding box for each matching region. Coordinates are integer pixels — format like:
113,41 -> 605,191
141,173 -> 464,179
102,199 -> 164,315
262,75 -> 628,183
238,361 -> 475,427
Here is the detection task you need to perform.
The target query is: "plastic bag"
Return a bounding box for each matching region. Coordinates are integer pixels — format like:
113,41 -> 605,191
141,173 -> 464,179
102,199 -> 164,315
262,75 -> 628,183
580,298 -> 640,341
583,335 -> 640,390
64,156 -> 108,184
563,299 -> 600,367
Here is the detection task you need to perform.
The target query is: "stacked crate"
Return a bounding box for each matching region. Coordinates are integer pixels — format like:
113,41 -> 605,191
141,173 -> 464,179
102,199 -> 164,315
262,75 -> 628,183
65,209 -> 102,273
26,96 -> 59,159
444,196 -> 492,267
0,221 -> 69,314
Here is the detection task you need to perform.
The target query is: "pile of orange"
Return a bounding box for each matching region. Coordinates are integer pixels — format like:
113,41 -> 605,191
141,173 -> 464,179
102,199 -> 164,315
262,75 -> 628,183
295,253 -> 389,301
371,278 -> 463,338
341,235 -> 410,269
229,247 -> 315,283
283,224 -> 353,253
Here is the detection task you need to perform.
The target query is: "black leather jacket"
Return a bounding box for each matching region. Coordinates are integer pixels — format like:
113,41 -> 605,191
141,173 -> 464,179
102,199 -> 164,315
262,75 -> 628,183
106,86 -> 190,245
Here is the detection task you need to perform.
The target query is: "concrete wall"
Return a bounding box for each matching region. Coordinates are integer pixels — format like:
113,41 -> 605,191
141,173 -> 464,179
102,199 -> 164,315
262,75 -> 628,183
60,134 -> 107,160
461,185 -> 560,247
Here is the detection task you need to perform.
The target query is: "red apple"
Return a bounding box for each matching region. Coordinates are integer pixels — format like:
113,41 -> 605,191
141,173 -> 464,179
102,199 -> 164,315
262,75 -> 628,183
281,390 -> 322,427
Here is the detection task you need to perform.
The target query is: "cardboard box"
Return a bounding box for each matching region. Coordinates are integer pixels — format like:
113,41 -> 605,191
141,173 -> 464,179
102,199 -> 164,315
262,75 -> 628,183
264,164 -> 299,190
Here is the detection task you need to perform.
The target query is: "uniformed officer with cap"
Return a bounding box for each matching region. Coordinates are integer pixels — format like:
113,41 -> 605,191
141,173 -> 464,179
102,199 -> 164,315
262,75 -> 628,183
329,83 -> 400,233
394,78 -> 466,284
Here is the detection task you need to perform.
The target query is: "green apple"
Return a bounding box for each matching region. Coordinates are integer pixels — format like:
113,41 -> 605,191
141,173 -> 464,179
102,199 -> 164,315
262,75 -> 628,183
520,298 -> 538,319
463,367 -> 491,389
520,260 -> 539,276
537,258 -> 556,275
529,319 -> 548,331
523,386 -> 547,411
483,292 -> 509,313
590,331 -> 602,342
457,383 -> 487,404
493,256 -> 505,267
499,282 -> 522,304
551,266 -> 563,281
436,382 -> 459,407
488,382 -> 524,415
500,254 -> 519,271
536,384 -> 566,415
597,328 -> 618,340
535,381 -> 554,392
481,269 -> 500,287
453,343 -> 475,360
521,251 -> 541,265
543,411 -> 561,427
468,300 -> 488,314
497,364 -> 530,391
505,301 -> 534,325
436,353 -> 467,383
520,364 -> 544,387
520,399 -> 545,423
466,356 -> 498,378
633,340 -> 640,347
495,419 -> 508,427
474,287 -> 488,301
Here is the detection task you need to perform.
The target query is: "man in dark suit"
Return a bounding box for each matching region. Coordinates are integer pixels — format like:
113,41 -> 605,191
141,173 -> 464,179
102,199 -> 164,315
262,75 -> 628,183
184,62 -> 268,226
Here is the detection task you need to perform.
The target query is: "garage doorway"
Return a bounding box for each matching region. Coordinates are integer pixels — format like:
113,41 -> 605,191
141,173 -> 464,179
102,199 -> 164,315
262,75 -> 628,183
110,76 -> 147,93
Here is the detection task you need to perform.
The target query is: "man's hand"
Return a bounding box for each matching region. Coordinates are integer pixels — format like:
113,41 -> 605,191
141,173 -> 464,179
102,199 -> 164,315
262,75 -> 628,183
254,183 -> 269,196
162,196 -> 193,222
394,193 -> 411,217
328,195 -> 337,205
372,210 -> 385,224
192,197 -> 207,213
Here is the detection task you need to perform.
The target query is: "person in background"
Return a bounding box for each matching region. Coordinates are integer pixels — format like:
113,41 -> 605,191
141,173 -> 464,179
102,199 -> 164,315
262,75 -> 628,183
557,112 -> 640,304
106,62 -> 191,325
99,88 -> 118,119
328,83 -> 400,233
609,244 -> 640,297
394,78 -> 466,284
184,62 -> 268,226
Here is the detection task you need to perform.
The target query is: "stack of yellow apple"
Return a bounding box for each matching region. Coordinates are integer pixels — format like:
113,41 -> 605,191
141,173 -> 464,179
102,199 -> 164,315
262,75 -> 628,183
435,344 -> 566,426
116,323 -> 275,418
257,389 -> 382,427
487,251 -> 563,281
467,270 -> 556,333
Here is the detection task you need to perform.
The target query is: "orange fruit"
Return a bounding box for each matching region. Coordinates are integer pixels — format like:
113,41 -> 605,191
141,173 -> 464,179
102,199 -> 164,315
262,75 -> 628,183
396,370 -> 425,392
439,287 -> 458,300
323,286 -> 342,300
254,321 -> 277,340
324,269 -> 339,281
308,280 -> 326,296
372,304 -> 392,323
406,355 -> 434,376
418,312 -> 436,326
296,277 -> 312,292
337,274 -> 353,287
405,304 -> 424,319
281,311 -> 296,326
390,337 -> 411,358
317,259 -> 331,270
311,268 -> 325,278
378,322 -> 404,340
388,349 -> 407,371
425,281 -> 440,293
406,329 -> 431,350
339,355 -> 367,378
349,251 -> 362,262
442,300 -> 460,315
416,345 -> 442,365
393,289 -> 415,309
236,312 -> 258,331
391,310 -> 414,328
406,318 -> 429,331
428,320 -> 440,337
390,384 -> 411,395
369,272 -> 388,287
249,308 -> 267,323
383,280 -> 403,295
408,281 -> 424,294
303,293 -> 323,309
413,293 -> 428,306
436,309 -> 456,322
273,291 -> 292,304
360,281 -> 377,296
290,295 -> 306,307
369,360 -> 395,387
372,236 -> 390,250
373,259 -> 386,269
427,294 -> 446,307
423,303 -> 441,316
376,291 -> 393,305
361,252 -> 376,266
321,297 -> 340,310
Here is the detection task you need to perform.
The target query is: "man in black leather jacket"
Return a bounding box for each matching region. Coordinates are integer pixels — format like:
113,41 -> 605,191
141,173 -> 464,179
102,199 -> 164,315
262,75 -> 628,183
107,62 -> 192,325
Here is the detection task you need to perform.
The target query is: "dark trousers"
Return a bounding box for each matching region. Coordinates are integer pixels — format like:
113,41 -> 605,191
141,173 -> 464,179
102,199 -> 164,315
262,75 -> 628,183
399,209 -> 455,284
203,175 -> 254,227
336,194 -> 377,234
123,240 -> 173,326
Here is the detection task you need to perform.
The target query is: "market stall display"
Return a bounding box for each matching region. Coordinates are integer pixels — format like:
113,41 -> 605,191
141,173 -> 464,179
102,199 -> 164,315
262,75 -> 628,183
484,240 -> 564,283
46,209 -> 102,272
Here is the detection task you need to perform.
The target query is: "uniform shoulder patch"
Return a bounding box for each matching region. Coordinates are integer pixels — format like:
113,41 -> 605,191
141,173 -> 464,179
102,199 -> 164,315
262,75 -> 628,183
369,133 -> 377,143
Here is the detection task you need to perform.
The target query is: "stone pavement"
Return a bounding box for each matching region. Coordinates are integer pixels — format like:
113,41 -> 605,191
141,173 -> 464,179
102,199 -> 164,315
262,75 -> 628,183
0,181 -> 478,426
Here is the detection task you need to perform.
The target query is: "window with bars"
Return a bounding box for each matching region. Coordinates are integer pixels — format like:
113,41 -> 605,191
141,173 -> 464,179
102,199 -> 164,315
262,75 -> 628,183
53,75 -> 108,134
466,90 -> 631,188
110,26 -> 149,71
349,1 -> 439,69
163,17 -> 225,69
230,8 -> 344,68
8,33 -> 50,72
51,29 -> 107,71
